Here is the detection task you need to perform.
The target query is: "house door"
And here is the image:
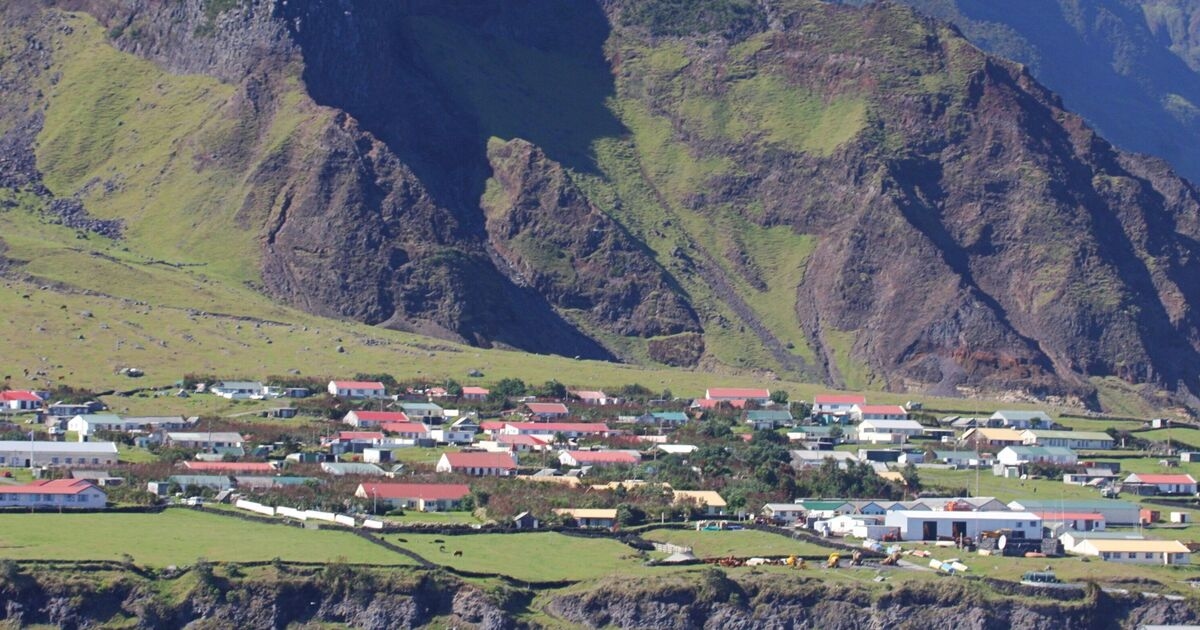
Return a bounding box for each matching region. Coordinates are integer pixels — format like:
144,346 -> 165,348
23,458 -> 29,467
922,521 -> 938,541
952,521 -> 967,540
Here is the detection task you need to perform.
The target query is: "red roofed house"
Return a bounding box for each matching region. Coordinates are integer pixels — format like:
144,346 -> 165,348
379,422 -> 430,440
1,390 -> 43,411
0,478 -> 106,509
570,390 -> 620,406
1032,511 -> 1106,532
525,402 -> 569,420
706,388 -> 771,403
328,380 -> 388,399
462,386 -> 490,401
497,434 -> 551,453
502,422 -> 611,440
336,431 -> 385,444
479,421 -> 508,438
813,394 -> 867,416
559,450 -> 641,467
182,461 -> 277,473
694,398 -> 747,410
355,482 -> 471,512
436,452 -> 517,476
850,404 -> 908,423
1124,473 -> 1198,495
343,410 -> 409,428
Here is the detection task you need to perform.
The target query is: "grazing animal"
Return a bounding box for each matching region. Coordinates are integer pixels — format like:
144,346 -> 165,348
453,550 -> 463,557
397,538 -> 407,543
439,546 -> 447,553
433,539 -> 445,544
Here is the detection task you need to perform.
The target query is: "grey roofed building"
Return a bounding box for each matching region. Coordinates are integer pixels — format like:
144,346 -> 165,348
234,476 -> 316,489
790,450 -> 857,469
167,474 -> 234,490
320,462 -> 385,476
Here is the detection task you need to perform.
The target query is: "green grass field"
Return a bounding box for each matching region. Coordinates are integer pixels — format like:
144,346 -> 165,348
640,528 -> 835,558
391,532 -> 654,582
0,509 -> 412,566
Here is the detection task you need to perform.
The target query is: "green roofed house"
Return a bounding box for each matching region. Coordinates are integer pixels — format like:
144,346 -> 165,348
794,499 -> 852,518
650,411 -> 689,425
1020,430 -> 1114,450
932,450 -> 984,467
1009,499 -> 1140,526
746,409 -> 794,430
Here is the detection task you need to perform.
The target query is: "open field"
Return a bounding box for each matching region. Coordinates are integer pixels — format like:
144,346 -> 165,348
0,509 -> 412,566
391,532 -> 656,582
640,528 -> 834,558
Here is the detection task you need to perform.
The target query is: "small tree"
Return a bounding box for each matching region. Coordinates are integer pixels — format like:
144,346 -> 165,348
769,390 -> 789,405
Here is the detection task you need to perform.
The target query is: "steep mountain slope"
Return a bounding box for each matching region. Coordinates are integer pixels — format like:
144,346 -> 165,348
5,0 -> 1200,408
861,0 -> 1200,185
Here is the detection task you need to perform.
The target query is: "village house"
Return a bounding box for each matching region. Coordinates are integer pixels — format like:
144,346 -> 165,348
655,444 -> 698,455
850,404 -> 908,423
996,445 -> 1078,467
0,441 -> 118,467
320,462 -> 386,476
761,503 -> 806,525
960,427 -> 1025,449
706,387 -> 771,404
885,510 -> 1042,541
932,450 -> 985,467
494,434 -> 550,453
794,500 -> 853,520
812,394 -> 866,417
0,478 -> 106,509
694,398 -> 747,410
570,390 -> 620,406
502,422 -> 611,440
182,461 -> 276,474
327,380 -> 387,399
1072,539 -> 1190,565
399,402 -> 445,423
355,482 -> 471,512
854,419 -> 925,444
524,402 -> 569,420
69,414 -> 192,440
746,409 -> 793,430
461,386 -> 489,401
164,431 -> 245,450
209,381 -> 265,400
0,390 -> 43,411
646,411 -> 689,426
554,508 -> 618,529
46,401 -> 103,421
324,431 -> 386,455
1031,510 -> 1106,532
989,410 -> 1053,429
559,450 -> 641,468
429,426 -> 474,445
343,410 -> 409,428
378,422 -> 430,441
1020,430 -> 1114,450
673,490 -> 726,516
436,452 -> 518,476
790,450 -> 858,470
1123,473 -> 1199,495
1009,499 -> 1141,526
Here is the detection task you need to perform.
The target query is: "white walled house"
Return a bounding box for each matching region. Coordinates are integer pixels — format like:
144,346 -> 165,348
850,405 -> 908,423
1020,430 -> 1114,450
436,452 -> 517,476
209,381 -> 265,400
884,510 -> 1043,541
0,479 -> 106,509
1123,473 -> 1198,495
164,432 -> 245,450
1072,539 -> 1190,565
813,394 -> 865,416
328,380 -> 387,398
343,410 -> 409,428
0,390 -> 43,411
855,419 -> 925,444
990,410 -> 1052,429
761,503 -> 806,524
996,446 -> 1078,467
0,441 -> 118,467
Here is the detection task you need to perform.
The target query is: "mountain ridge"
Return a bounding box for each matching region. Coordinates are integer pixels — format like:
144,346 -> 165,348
4,0 -> 1200,410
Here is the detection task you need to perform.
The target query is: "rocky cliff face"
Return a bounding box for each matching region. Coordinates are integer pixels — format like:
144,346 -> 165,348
9,0 -> 1200,406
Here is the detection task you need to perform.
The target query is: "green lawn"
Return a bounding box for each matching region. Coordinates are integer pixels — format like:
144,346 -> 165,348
640,528 -> 836,558
392,532 -> 650,581
918,468 -> 1106,504
0,509 -> 412,566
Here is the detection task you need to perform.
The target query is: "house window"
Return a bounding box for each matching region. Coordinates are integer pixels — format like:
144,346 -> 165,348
51,457 -> 58,464
93,458 -> 99,464
1128,552 -> 1136,559
65,458 -> 71,464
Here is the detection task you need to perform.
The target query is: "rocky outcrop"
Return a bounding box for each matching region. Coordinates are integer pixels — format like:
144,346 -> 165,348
483,138 -> 700,338
549,572 -> 1200,630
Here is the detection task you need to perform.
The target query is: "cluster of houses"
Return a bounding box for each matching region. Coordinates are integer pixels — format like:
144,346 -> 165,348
760,496 -> 1190,565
